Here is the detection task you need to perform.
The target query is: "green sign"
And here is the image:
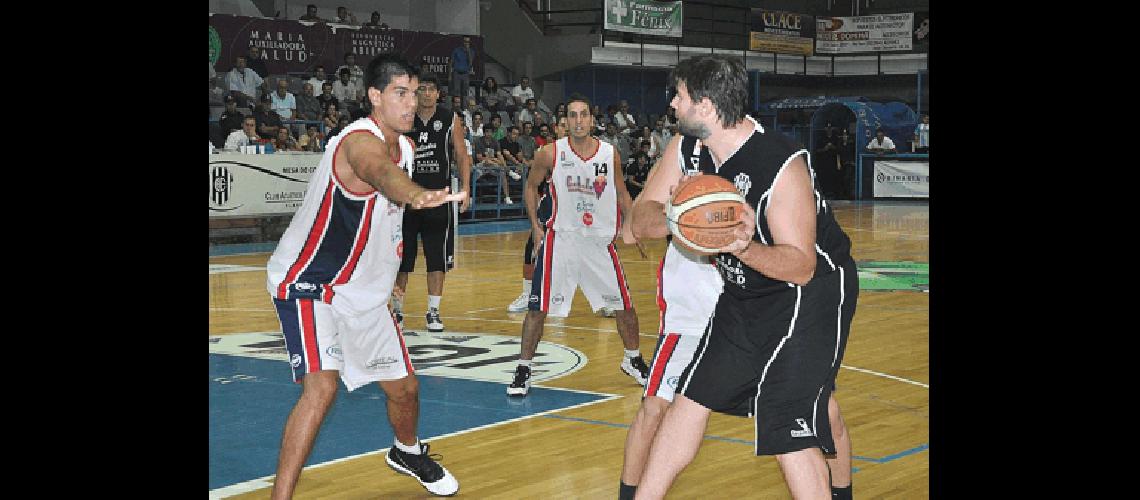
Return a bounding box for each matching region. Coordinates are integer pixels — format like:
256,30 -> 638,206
209,26 -> 221,65
604,0 -> 683,38
856,261 -> 928,292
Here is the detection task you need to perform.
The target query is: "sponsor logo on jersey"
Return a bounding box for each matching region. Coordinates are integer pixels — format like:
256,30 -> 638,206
790,418 -> 815,437
592,175 -> 607,198
366,356 -> 399,369
326,345 -> 343,360
734,172 -> 752,197
396,240 -> 404,259
433,120 -> 443,132
552,294 -> 565,305
666,376 -> 679,389
582,212 -> 593,226
210,331 -> 588,383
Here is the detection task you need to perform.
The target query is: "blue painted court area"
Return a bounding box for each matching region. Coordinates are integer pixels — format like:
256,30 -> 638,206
209,353 -> 604,491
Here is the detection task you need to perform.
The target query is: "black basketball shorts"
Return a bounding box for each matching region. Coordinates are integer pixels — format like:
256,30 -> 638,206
678,259 -> 858,456
399,203 -> 456,273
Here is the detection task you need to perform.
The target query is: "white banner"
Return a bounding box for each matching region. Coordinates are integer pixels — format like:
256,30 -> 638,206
873,160 -> 928,198
816,13 -> 913,54
209,153 -> 320,217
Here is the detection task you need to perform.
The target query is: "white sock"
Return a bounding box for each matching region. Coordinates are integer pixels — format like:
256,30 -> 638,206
392,297 -> 403,312
428,295 -> 441,310
522,279 -> 532,294
624,349 -> 640,359
394,437 -> 421,454
518,359 -> 532,368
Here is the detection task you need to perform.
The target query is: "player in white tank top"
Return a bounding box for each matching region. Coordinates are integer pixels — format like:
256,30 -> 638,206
262,54 -> 465,499
546,136 -> 620,238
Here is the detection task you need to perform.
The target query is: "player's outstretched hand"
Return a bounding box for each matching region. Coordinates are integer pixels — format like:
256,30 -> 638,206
718,201 -> 757,255
411,188 -> 467,209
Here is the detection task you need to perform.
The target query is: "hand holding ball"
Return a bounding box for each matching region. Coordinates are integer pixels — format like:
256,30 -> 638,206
665,174 -> 748,255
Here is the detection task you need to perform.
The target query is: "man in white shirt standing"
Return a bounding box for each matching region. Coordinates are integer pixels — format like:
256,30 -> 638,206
612,100 -> 637,136
226,55 -> 263,108
306,66 -> 329,97
913,115 -> 929,153
511,76 -> 535,114
866,129 -> 897,155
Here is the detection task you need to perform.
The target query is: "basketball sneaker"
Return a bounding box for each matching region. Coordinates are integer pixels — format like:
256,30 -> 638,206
426,308 -> 444,332
620,355 -> 649,386
386,442 -> 459,496
394,309 -> 405,330
507,292 -> 529,312
506,365 -> 531,396
503,196 -> 514,205
599,307 -> 616,317
508,169 -> 522,181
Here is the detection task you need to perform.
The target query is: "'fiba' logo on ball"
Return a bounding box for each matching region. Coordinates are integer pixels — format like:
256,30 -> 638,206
212,165 -> 234,205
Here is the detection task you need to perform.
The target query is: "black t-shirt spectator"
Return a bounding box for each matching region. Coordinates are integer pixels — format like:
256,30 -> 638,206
501,139 -> 521,163
218,109 -> 245,138
254,108 -> 284,140
626,152 -> 651,199
318,94 -> 340,114
247,57 -> 269,79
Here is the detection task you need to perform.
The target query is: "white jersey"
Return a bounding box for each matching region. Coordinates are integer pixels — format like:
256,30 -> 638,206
658,240 -> 723,336
266,117 -> 416,315
546,137 -> 620,238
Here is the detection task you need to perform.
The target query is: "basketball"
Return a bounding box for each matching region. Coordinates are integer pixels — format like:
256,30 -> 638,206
665,174 -> 747,255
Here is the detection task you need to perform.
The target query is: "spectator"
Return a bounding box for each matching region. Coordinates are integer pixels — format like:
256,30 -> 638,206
253,95 -> 284,140
462,97 -> 482,132
625,151 -> 651,199
449,36 -> 476,100
612,99 -> 636,135
913,114 -> 930,153
295,82 -> 322,122
511,76 -> 535,111
273,126 -> 301,152
652,117 -> 672,150
479,77 -> 510,114
317,82 -> 339,112
297,125 -> 325,152
298,4 -> 324,22
595,105 -> 612,135
501,126 -> 526,168
866,129 -> 897,155
306,66 -> 329,97
322,102 -> 341,131
349,93 -> 370,120
636,125 -> 659,160
332,67 -> 361,110
224,115 -> 261,151
336,53 -> 365,95
662,106 -> 678,129
449,95 -> 463,113
269,78 -> 297,121
516,98 -> 547,130
489,114 -> 506,141
326,115 -> 350,142
209,62 -> 226,105
837,128 -> 857,199
470,113 -> 486,139
334,6 -> 357,24
534,123 -> 552,147
516,121 -> 537,165
226,55 -> 263,108
363,11 -> 389,29
815,122 -> 843,199
246,46 -> 270,81
599,122 -> 632,164
474,123 -> 514,204
217,95 -> 245,140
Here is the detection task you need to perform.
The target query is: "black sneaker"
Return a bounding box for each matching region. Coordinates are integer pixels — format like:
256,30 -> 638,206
394,309 -> 404,330
620,355 -> 649,386
506,365 -> 531,396
385,442 -> 459,496
426,308 -> 444,332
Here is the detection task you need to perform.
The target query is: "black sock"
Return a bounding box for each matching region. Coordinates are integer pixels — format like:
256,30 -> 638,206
619,481 -> 637,500
831,484 -> 852,500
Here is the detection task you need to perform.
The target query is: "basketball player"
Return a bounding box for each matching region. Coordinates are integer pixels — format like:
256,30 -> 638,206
392,73 -> 472,333
506,94 -> 650,396
264,54 -> 465,498
630,54 -> 859,500
506,116 -> 567,312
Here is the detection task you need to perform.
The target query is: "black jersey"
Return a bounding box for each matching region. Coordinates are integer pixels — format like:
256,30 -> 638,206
406,106 -> 458,189
679,116 -> 852,298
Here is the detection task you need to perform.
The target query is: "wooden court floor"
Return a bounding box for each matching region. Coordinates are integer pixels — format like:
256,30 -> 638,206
209,200 -> 929,499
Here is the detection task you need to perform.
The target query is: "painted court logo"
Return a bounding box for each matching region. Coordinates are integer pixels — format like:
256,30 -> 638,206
857,261 -> 928,292
210,331 -> 587,383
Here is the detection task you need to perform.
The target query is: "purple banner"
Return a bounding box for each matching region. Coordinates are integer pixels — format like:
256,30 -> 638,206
208,14 -> 483,82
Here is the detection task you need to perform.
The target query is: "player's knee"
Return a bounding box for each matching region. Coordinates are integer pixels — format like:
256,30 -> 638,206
300,372 -> 339,404
639,396 -> 669,423
384,375 -> 420,404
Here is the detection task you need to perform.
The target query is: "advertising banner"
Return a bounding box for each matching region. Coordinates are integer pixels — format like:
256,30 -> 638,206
749,9 -> 814,56
209,14 -> 482,83
873,160 -> 928,198
603,0 -> 683,37
210,153 -> 320,217
815,13 -> 913,54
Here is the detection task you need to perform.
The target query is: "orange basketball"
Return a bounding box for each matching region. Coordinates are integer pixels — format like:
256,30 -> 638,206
665,174 -> 747,255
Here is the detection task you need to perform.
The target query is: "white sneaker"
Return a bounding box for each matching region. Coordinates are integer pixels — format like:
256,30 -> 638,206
386,443 -> 459,496
507,292 -> 529,312
508,170 -> 522,181
503,197 -> 514,205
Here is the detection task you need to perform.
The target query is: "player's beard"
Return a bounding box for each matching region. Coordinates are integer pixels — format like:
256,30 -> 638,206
677,115 -> 710,139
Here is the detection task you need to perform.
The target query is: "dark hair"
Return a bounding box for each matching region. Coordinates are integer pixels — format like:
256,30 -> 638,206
363,52 -> 419,93
669,54 -> 748,127
509,126 -> 520,133
418,73 -> 440,88
338,67 -> 351,78
640,141 -> 651,147
307,3 -> 316,9
566,92 -> 592,111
